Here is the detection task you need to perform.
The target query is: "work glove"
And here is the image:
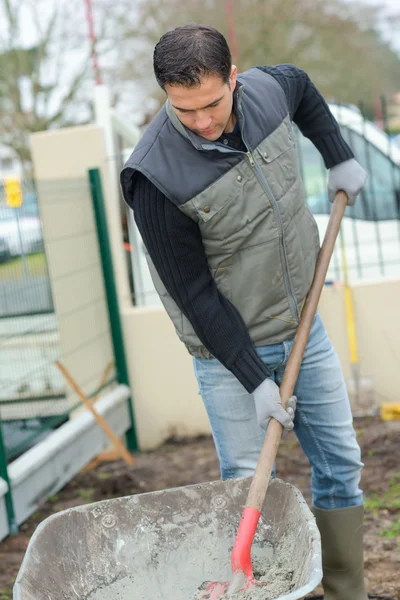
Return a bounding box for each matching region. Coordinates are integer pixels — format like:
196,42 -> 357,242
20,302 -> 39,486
328,158 -> 368,206
253,378 -> 296,431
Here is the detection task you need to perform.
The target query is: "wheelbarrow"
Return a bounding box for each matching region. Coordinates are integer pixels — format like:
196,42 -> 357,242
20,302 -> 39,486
14,477 -> 321,600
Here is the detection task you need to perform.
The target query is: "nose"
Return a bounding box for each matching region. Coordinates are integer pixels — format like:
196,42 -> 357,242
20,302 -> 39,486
195,113 -> 212,131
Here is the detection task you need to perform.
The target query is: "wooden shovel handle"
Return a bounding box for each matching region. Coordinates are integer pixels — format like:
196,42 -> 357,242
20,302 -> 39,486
246,191 -> 348,510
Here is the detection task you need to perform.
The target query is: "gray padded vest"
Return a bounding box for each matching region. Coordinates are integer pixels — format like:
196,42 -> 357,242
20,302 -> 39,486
121,68 -> 320,358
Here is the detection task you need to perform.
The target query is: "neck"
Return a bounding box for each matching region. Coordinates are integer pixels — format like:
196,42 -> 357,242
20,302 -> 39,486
224,111 -> 237,134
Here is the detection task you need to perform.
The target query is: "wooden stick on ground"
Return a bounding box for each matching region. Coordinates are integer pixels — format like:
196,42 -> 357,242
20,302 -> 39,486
90,360 -> 115,406
56,361 -> 135,467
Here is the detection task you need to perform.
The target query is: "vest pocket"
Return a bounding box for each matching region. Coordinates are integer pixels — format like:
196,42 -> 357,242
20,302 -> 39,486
256,115 -> 294,158
255,120 -> 298,199
192,182 -> 242,224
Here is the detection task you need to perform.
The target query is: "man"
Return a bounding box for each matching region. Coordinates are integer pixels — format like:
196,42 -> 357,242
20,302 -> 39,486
121,24 -> 368,599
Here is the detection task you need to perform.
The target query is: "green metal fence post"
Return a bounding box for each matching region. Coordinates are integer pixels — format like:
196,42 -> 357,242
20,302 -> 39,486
0,421 -> 18,535
88,168 -> 139,453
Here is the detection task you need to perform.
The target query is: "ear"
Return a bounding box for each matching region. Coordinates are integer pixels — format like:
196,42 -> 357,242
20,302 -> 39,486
229,65 -> 237,91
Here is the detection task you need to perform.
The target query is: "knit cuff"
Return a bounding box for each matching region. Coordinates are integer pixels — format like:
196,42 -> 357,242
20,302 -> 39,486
230,348 -> 272,394
312,131 -> 354,169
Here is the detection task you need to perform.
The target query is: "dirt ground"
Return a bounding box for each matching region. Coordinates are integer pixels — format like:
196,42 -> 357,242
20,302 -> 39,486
0,416 -> 399,600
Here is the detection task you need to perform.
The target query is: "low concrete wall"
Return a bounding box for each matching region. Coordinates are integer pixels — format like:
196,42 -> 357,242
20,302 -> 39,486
122,279 -> 400,451
0,385 -> 131,541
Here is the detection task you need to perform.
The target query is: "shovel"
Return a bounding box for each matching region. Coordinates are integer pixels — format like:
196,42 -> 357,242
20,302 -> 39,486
194,191 -> 349,599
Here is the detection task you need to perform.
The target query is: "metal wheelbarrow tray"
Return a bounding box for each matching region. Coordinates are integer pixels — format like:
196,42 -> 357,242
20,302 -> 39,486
14,477 -> 322,600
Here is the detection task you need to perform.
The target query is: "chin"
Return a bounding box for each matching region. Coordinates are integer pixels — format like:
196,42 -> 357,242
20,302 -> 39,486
197,126 -> 221,141
207,129 -> 222,141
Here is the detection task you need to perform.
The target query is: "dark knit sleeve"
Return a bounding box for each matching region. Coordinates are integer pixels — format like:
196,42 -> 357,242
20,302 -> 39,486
126,172 -> 271,393
256,64 -> 354,168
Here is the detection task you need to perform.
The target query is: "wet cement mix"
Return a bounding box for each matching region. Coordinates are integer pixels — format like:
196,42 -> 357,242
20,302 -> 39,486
201,532 -> 297,600
1,416 -> 399,600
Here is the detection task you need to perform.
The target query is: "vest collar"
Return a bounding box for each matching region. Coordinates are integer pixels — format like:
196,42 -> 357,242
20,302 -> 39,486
165,80 -> 245,151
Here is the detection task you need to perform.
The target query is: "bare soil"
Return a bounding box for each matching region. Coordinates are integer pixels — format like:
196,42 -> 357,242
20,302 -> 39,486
0,416 -> 399,599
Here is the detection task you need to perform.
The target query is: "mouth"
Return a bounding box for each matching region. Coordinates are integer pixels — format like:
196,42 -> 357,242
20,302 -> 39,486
199,127 -> 216,137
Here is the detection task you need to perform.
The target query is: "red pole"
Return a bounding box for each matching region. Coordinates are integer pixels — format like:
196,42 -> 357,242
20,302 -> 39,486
224,0 -> 239,64
85,0 -> 102,85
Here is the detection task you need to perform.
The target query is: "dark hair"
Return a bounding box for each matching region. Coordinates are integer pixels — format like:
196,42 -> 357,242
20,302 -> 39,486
153,24 -> 232,89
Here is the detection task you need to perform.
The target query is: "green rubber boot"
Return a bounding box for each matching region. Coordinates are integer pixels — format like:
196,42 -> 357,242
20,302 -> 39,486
312,505 -> 368,600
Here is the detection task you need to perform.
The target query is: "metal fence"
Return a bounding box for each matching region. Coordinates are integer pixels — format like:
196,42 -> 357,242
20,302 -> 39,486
0,180 -> 63,462
0,168 -> 137,536
0,170 -> 137,466
0,179 -> 54,317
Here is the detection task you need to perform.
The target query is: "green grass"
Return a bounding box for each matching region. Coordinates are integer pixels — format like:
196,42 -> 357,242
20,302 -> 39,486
380,519 -> 400,539
31,511 -> 43,520
365,475 -> 400,511
0,589 -> 12,600
78,488 -> 96,503
0,252 -> 46,279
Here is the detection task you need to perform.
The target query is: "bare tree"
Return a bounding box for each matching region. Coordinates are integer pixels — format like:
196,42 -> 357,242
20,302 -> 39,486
0,0 -> 116,170
116,0 -> 400,120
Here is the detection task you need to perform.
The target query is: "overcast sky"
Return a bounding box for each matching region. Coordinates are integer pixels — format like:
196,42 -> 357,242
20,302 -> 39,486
350,0 -> 400,51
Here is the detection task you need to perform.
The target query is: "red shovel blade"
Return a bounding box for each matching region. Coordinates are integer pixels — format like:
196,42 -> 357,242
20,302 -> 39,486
194,507 -> 266,600
194,507 -> 263,599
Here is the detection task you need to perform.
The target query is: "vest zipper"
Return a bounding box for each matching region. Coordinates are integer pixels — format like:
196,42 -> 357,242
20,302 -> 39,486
244,149 -> 299,323
246,152 -> 255,167
210,87 -> 299,323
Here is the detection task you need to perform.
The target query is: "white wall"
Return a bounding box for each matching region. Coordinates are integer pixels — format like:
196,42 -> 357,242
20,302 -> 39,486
30,126 -> 119,406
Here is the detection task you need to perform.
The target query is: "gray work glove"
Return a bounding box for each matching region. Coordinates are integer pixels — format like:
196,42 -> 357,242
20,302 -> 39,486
253,378 -> 296,431
328,158 -> 368,206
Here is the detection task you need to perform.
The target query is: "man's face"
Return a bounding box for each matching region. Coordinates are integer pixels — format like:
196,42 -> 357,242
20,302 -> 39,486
165,66 -> 237,141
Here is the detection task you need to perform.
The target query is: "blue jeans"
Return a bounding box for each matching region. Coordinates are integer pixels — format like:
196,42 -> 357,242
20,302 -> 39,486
193,314 -> 363,510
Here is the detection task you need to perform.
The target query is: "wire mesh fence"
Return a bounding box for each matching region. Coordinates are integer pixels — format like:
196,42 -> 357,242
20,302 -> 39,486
0,180 -> 65,460
0,175 -> 119,461
0,179 -> 54,318
0,312 -> 67,459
